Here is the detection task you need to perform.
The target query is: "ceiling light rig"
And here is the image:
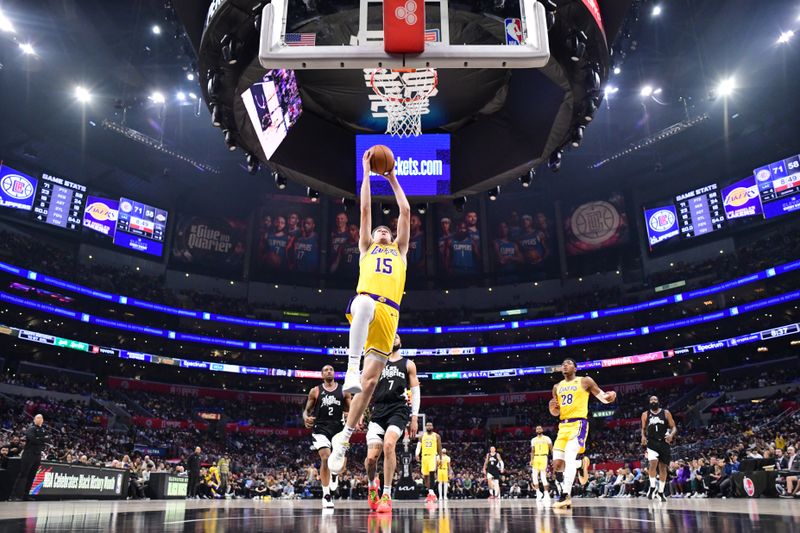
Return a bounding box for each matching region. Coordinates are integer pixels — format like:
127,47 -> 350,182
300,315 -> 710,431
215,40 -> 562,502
589,113 -> 710,169
102,119 -> 220,174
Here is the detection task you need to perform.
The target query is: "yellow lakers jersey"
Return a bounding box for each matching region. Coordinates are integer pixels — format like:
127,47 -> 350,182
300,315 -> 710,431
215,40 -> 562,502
531,435 -> 551,457
556,377 -> 589,420
438,455 -> 450,473
421,433 -> 437,456
356,242 -> 407,305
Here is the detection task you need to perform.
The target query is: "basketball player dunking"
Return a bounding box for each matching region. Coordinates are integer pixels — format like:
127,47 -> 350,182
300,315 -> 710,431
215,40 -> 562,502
329,149 -> 414,479
641,395 -> 676,502
303,365 -> 352,509
364,335 -> 420,514
549,358 -> 616,509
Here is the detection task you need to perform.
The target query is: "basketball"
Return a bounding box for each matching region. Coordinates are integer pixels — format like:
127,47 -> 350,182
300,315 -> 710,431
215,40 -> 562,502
369,145 -> 395,176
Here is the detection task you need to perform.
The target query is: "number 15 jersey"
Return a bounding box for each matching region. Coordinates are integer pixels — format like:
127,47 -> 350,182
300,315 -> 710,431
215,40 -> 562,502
556,377 -> 589,420
357,242 -> 407,305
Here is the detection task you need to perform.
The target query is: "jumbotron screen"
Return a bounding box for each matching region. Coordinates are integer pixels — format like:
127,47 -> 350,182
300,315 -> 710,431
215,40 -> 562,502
32,173 -> 87,231
241,69 -> 302,160
356,134 -> 451,197
113,198 -> 168,257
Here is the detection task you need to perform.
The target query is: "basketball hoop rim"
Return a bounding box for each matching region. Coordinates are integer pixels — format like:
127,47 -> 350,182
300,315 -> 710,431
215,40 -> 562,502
369,67 -> 439,104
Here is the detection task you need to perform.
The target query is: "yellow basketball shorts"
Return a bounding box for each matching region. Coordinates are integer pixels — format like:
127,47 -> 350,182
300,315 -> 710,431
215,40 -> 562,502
437,469 -> 449,483
531,457 -> 548,472
346,297 -> 400,358
421,456 -> 436,475
554,419 -> 589,455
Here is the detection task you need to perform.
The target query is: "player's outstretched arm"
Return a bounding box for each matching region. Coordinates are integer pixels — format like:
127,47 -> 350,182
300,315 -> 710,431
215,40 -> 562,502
385,169 -> 411,257
408,360 -> 420,436
640,412 -> 648,446
665,410 -> 678,443
549,385 -> 560,417
303,387 -> 318,429
359,150 -> 373,254
583,376 -> 617,404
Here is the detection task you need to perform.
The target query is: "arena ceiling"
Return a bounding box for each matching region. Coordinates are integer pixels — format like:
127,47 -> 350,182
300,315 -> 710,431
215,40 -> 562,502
0,0 -> 797,215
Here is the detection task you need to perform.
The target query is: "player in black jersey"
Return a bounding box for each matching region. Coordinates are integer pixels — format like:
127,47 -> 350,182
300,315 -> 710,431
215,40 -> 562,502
640,395 -> 677,502
364,335 -> 420,514
303,365 -> 352,509
482,447 -> 505,499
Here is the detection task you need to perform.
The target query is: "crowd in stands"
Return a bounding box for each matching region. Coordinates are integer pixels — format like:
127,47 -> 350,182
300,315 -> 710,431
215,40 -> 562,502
1,361 -> 798,500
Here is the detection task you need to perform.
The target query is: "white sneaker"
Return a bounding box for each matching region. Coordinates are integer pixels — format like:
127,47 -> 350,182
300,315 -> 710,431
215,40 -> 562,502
536,491 -> 543,500
328,431 -> 349,474
342,370 -> 362,394
322,494 -> 334,509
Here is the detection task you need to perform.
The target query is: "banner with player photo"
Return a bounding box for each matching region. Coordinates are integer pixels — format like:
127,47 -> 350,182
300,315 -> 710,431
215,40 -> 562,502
435,199 -> 482,277
486,196 -> 557,278
328,205 -> 361,280
564,192 -> 629,255
253,195 -> 321,279
170,214 -> 248,276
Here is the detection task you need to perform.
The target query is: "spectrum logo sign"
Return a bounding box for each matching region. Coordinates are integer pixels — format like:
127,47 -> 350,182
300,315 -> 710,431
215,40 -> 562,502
0,164 -> 37,211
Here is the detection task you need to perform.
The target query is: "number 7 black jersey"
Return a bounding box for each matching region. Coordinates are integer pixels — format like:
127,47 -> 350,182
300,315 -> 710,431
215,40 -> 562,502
372,357 -> 410,418
313,383 -> 345,434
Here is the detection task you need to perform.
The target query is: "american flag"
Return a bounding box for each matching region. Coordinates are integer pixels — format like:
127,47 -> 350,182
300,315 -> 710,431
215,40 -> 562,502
425,29 -> 440,42
285,33 -> 316,46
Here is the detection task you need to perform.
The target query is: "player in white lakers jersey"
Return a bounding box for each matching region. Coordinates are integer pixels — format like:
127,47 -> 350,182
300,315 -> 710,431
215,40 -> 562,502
329,149 -> 413,476
549,358 -> 616,509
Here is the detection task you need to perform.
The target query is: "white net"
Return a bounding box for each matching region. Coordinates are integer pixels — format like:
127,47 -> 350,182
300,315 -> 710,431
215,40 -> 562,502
368,68 -> 438,138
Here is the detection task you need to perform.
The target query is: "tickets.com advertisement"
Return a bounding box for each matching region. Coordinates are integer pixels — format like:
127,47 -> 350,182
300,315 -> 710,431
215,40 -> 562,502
356,134 -> 451,196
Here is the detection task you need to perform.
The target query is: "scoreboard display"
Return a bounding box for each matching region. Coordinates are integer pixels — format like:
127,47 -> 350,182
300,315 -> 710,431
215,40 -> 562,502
674,183 -> 725,238
754,154 -> 800,219
113,198 -> 168,256
33,173 -> 86,231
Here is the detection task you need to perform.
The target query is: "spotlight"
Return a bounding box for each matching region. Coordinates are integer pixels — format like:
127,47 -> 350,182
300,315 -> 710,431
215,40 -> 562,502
777,31 -> 794,44
613,66 -> 621,75
223,129 -> 237,152
716,77 -> 736,98
74,86 -> 92,103
653,88 -> 663,95
487,186 -> 500,201
273,171 -> 287,189
0,8 -> 16,33
520,169 -> 534,188
582,97 -> 598,123
152,25 -> 161,35
246,153 -> 259,175
186,72 -> 195,81
570,125 -> 585,148
416,203 -> 428,215
188,92 -> 198,100
222,37 -> 238,65
604,85 -> 619,96
381,203 -> 391,215
453,197 -> 467,213
211,105 -> 223,128
307,187 -> 320,202
149,91 -> 166,104
176,91 -> 186,101
652,5 -> 662,17
568,31 -> 587,62
19,42 -> 35,56
640,85 -> 654,98
548,151 -> 562,172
